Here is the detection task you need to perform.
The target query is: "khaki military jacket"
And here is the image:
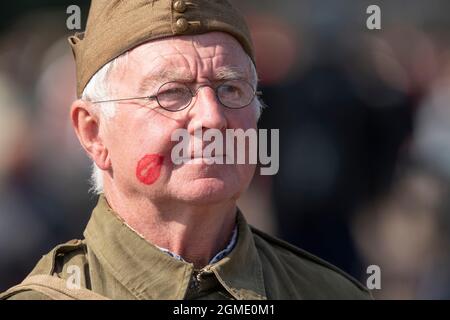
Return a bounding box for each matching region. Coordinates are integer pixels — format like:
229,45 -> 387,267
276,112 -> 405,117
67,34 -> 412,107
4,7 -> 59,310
1,195 -> 371,300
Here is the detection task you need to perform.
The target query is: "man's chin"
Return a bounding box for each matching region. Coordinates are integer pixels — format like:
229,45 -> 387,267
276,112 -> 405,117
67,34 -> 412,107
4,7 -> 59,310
171,178 -> 238,204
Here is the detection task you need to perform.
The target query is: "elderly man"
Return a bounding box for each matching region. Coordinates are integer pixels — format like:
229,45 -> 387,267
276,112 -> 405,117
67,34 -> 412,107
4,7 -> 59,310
1,0 -> 371,300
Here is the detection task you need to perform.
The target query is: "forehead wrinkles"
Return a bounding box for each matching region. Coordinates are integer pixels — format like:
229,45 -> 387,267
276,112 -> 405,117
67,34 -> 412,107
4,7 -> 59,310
127,35 -> 252,81
172,39 -> 251,80
125,32 -> 249,67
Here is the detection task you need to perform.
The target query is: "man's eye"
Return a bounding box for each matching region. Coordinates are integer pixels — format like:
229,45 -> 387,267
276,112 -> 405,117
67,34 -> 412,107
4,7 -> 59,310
222,85 -> 241,95
166,88 -> 184,94
158,87 -> 188,99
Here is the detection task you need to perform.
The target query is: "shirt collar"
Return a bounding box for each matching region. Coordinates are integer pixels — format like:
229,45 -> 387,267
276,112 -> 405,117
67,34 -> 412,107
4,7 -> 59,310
83,194 -> 267,300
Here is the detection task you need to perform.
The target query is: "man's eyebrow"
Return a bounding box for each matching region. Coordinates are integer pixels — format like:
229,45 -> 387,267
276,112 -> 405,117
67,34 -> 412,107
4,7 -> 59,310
137,67 -> 248,95
214,66 -> 248,81
137,69 -> 193,95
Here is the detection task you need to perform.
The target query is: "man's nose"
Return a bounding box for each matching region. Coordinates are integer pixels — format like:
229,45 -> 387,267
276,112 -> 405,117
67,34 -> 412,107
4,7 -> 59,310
186,85 -> 228,134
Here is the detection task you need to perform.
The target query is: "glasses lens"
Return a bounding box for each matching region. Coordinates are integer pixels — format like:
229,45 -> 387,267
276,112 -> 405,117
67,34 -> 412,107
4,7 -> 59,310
217,80 -> 255,108
157,82 -> 191,111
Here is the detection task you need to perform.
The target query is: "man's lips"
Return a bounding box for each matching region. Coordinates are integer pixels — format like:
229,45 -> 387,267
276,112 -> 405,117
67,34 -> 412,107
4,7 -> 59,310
178,154 -> 228,164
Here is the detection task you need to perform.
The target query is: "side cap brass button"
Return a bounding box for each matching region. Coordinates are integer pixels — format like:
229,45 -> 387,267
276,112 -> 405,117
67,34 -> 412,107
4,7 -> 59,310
175,17 -> 189,33
173,0 -> 187,13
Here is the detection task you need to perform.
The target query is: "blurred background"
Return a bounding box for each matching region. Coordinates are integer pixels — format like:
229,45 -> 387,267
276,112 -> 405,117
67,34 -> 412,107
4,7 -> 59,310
1,0 -> 450,299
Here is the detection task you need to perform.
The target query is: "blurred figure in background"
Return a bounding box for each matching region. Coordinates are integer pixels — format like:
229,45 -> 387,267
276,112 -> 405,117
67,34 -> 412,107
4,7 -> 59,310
0,9 -> 94,290
354,51 -> 450,299
353,164 -> 450,299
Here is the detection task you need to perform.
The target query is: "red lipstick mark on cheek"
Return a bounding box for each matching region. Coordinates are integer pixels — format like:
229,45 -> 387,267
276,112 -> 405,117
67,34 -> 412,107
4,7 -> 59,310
136,154 -> 164,185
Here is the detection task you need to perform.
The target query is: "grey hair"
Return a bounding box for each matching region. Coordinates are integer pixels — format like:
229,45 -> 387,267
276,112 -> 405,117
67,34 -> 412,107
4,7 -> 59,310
81,53 -> 264,195
81,54 -> 129,195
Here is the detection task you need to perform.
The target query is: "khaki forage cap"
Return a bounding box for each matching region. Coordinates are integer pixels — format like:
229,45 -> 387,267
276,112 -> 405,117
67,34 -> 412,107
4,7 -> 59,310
68,0 -> 255,98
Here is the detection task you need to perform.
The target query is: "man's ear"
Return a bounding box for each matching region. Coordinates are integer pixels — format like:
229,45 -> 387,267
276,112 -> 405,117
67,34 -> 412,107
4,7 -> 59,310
71,99 -> 111,170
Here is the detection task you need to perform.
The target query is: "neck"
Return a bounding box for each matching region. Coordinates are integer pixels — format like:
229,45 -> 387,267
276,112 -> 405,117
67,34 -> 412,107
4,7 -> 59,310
103,186 -> 237,269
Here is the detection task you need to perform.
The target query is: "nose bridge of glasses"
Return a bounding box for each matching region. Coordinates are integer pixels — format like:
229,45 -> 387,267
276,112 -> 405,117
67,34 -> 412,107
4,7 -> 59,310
192,83 -> 217,97
189,83 -> 223,109
184,83 -> 228,120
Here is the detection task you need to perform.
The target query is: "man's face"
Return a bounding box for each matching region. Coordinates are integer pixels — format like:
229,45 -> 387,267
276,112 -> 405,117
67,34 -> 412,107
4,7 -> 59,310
101,32 -> 258,205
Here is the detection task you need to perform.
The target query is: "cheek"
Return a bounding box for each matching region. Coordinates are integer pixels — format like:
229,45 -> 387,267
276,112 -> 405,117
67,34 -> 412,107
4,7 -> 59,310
136,154 -> 164,185
241,163 -> 257,179
228,106 -> 259,129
